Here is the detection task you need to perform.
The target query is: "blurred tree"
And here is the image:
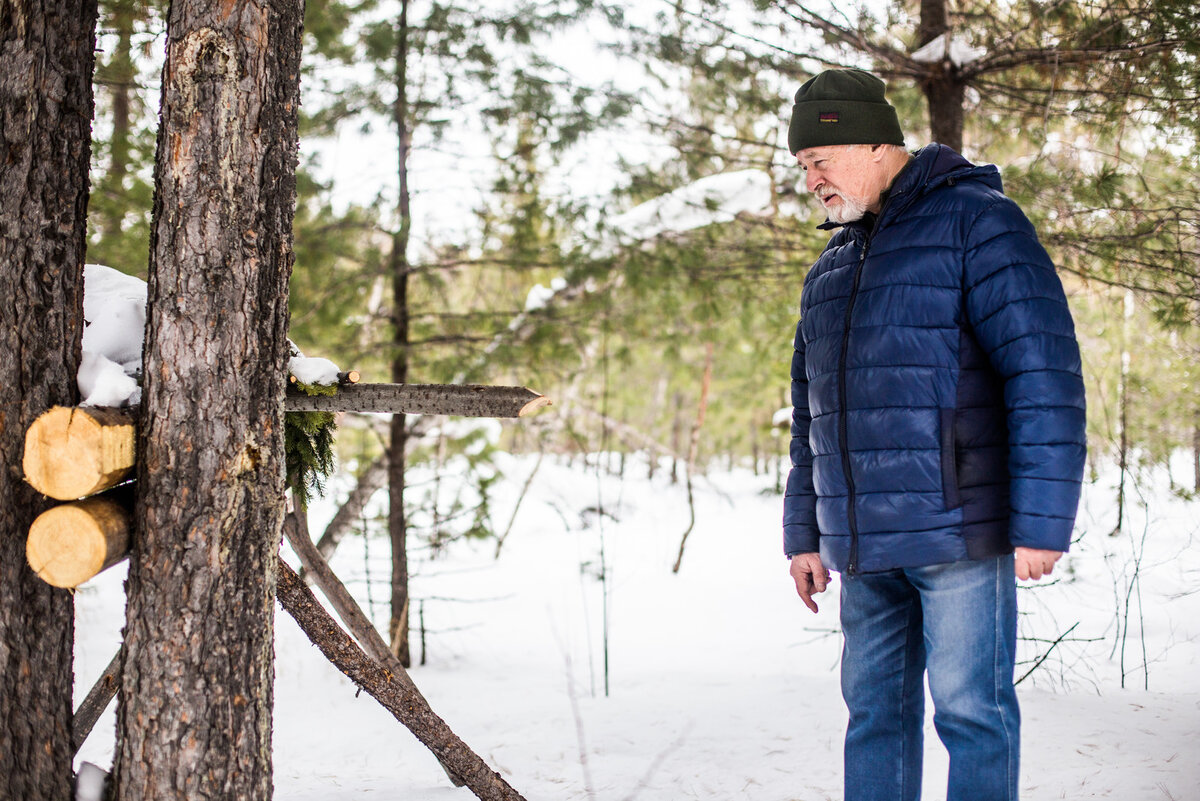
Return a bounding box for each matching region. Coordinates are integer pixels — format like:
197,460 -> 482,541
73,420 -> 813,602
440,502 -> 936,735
88,0 -> 164,275
298,0 -> 638,665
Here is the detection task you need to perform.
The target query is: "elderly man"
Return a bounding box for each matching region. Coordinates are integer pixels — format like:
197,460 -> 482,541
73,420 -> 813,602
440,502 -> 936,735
782,69 -> 1086,801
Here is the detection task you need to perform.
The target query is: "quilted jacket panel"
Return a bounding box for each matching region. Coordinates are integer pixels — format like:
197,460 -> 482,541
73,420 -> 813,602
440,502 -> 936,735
783,144 -> 1086,573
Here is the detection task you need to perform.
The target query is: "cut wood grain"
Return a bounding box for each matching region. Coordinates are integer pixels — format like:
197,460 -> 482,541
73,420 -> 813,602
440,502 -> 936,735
26,496 -> 131,588
22,406 -> 135,500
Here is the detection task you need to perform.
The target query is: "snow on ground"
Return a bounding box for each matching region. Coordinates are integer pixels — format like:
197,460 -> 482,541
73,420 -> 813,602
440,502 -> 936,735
73,453 -> 1200,800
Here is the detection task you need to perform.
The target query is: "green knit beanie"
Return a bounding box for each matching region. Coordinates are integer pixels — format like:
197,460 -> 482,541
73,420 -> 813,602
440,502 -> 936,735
787,69 -> 905,154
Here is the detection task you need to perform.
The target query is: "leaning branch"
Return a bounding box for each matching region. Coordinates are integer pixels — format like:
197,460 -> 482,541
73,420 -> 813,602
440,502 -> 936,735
276,560 -> 528,801
313,455 -> 389,562
73,646 -> 123,753
1015,621 -> 1080,686
282,508 -> 466,787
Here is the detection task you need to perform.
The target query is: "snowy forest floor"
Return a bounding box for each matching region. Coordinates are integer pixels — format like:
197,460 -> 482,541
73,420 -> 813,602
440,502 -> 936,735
74,452 -> 1199,800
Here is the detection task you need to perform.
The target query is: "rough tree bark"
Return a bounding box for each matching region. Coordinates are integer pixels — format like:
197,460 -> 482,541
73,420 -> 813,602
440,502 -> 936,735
0,1 -> 97,797
111,1 -> 304,798
916,0 -> 964,152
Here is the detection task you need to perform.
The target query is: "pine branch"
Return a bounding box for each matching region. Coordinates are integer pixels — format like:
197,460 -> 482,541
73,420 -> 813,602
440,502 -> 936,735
772,0 -> 916,74
965,38 -> 1187,80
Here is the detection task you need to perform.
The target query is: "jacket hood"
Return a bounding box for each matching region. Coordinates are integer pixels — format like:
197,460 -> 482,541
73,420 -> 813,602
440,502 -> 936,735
896,143 -> 1001,197
817,143 -> 1002,230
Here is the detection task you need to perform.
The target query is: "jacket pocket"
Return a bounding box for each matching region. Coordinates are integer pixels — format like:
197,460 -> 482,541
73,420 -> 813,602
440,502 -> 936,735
940,407 -> 962,510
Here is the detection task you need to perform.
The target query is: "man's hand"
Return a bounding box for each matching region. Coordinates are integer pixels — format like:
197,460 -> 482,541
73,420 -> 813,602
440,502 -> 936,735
1014,547 -> 1063,581
789,553 -> 830,613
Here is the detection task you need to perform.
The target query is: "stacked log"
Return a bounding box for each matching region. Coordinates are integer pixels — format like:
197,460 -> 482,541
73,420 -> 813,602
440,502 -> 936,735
19,382 -> 548,589
22,405 -> 135,500
22,406 -> 136,588
20,387 -> 544,799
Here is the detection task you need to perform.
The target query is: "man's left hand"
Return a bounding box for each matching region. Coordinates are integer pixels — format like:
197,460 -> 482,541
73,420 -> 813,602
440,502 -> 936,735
1014,547 -> 1063,581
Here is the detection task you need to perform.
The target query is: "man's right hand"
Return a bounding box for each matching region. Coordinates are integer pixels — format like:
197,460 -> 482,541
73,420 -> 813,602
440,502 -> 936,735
789,552 -> 830,614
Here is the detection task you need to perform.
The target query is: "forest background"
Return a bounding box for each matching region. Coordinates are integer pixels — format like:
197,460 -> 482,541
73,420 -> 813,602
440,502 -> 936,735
84,0 -> 1198,671
0,0 -> 1192,797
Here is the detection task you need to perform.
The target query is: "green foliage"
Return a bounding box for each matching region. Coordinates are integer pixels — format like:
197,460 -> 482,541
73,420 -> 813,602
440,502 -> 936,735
86,0 -> 1198,498
284,382 -> 340,509
409,424 -> 505,554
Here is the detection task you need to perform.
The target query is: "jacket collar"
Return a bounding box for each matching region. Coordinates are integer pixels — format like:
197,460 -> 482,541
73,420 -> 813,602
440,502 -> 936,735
816,144 -> 1002,232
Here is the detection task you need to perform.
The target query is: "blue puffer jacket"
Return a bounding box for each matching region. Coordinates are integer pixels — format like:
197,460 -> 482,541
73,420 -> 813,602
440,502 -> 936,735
783,144 -> 1086,573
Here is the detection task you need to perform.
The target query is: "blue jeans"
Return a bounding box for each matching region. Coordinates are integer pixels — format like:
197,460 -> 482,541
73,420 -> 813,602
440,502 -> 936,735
840,554 -> 1019,801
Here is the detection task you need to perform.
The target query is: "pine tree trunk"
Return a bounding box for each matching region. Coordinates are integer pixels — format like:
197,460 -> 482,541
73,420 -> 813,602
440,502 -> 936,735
112,2 -> 303,798
924,78 -> 965,152
389,0 -> 414,667
916,0 -> 965,152
98,0 -> 137,240
0,2 -> 96,797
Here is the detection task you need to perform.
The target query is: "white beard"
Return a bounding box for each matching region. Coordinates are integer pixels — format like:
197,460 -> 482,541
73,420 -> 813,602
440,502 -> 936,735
820,192 -> 869,224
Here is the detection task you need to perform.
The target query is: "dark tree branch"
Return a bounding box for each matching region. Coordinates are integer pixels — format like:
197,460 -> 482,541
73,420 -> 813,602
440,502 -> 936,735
276,560 -> 527,801
773,0 -> 916,74
965,38 -> 1186,80
73,646 -> 124,753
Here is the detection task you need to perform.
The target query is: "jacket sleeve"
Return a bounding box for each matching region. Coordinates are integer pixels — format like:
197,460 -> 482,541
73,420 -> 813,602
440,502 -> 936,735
963,197 -> 1087,552
783,319 -> 821,556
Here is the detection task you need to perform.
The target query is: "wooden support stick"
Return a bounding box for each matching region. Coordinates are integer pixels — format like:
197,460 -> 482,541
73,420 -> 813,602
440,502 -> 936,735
285,383 -> 550,418
22,406 -> 136,500
282,509 -> 465,786
73,646 -> 123,753
283,510 -> 408,675
276,560 -> 528,801
26,495 -> 131,588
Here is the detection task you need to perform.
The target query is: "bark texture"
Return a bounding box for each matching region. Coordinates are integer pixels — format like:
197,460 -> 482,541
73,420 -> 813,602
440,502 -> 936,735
112,2 -> 303,799
284,382 -> 549,417
0,1 -> 97,797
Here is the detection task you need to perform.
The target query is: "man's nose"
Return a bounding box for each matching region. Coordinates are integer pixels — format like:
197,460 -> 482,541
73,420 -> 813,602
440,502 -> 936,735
806,171 -> 822,194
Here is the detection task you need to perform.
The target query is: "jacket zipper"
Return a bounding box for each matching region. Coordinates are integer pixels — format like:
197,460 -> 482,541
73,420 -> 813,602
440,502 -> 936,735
839,240 -> 870,574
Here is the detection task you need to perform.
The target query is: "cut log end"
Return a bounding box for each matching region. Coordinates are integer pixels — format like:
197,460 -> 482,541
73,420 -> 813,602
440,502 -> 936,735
26,497 -> 131,588
517,395 -> 552,418
22,406 -> 136,500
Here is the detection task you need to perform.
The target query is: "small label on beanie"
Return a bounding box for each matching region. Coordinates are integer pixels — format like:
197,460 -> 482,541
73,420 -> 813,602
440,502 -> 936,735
819,112 -> 839,123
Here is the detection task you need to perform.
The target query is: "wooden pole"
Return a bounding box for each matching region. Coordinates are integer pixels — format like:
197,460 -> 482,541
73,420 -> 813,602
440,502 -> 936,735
285,383 -> 550,418
26,495 -> 131,588
73,646 -> 124,753
22,406 -> 135,500
282,508 -> 465,786
276,560 -> 528,801
50,513 -> 523,799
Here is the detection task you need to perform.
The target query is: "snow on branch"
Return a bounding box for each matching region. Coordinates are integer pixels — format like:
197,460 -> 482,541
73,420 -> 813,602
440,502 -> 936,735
911,32 -> 987,68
